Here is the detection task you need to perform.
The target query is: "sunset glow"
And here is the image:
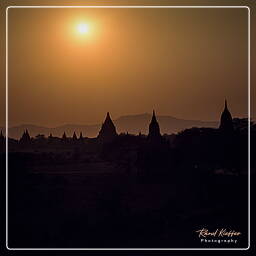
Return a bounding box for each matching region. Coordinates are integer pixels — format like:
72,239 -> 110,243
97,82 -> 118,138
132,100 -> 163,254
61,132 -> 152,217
6,8 -> 249,127
76,23 -> 89,35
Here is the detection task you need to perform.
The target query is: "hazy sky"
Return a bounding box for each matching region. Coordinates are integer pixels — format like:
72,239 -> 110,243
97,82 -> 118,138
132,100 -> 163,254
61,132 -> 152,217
1,3 -> 252,127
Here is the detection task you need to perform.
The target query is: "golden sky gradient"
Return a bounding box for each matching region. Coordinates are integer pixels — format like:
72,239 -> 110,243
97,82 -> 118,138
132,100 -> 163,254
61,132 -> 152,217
1,1 -> 253,127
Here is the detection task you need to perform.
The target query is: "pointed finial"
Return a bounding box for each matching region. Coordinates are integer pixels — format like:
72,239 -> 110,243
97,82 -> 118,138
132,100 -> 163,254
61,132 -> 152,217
73,131 -> 77,140
104,112 -> 114,123
151,109 -> 157,122
62,132 -> 67,139
225,98 -> 227,109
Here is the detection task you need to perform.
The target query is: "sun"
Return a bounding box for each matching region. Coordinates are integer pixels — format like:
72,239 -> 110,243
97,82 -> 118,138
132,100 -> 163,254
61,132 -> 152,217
77,23 -> 89,35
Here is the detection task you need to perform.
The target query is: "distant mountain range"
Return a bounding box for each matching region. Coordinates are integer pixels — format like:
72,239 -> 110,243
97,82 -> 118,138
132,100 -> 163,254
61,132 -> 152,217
1,113 -> 218,139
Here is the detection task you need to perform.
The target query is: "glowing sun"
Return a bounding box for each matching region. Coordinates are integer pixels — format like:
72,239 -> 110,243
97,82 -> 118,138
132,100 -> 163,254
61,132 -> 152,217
77,23 -> 89,35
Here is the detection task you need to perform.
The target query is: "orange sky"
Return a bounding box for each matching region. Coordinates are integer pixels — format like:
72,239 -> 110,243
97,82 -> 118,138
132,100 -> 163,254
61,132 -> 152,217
0,1 -> 254,127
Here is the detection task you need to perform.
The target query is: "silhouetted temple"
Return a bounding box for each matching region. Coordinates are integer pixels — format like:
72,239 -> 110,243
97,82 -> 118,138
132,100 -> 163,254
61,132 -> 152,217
0,130 -> 4,151
148,110 -> 162,141
19,129 -> 31,144
0,130 -> 4,143
0,130 -> 4,139
98,112 -> 117,143
73,132 -> 77,141
62,132 -> 67,140
219,99 -> 233,132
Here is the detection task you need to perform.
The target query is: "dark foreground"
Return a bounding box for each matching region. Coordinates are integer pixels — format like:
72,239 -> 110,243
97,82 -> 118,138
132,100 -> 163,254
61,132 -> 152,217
4,121 -> 254,249
6,152 -> 249,249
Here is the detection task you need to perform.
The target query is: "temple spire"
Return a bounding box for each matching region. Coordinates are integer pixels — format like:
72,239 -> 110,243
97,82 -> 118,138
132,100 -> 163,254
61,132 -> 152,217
0,130 -> 4,147
20,129 -> 31,144
97,112 -> 117,143
219,98 -> 233,132
152,110 -> 157,122
73,131 -> 77,140
62,132 -> 67,140
148,110 -> 161,141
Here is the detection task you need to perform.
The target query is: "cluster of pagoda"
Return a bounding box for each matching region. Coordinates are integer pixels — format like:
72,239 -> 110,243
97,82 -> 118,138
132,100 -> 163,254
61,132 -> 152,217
60,131 -> 84,141
0,100 -> 234,145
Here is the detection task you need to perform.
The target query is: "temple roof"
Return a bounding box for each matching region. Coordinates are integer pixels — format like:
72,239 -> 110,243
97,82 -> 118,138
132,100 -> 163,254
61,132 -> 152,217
97,112 -> 117,142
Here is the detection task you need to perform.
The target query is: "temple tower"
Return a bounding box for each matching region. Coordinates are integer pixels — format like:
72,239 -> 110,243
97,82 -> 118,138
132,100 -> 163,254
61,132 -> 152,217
19,129 -> 31,144
148,110 -> 161,141
62,132 -> 67,141
73,131 -> 78,141
219,99 -> 233,132
97,112 -> 117,143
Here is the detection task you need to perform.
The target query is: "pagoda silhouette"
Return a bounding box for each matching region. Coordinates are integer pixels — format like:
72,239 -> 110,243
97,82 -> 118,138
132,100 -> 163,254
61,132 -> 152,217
72,132 -> 78,141
79,132 -> 84,141
15,99 -> 236,144
62,132 -> 67,141
19,129 -> 31,144
147,110 -> 162,142
0,130 -> 4,150
0,130 -> 4,142
219,99 -> 233,132
97,112 -> 117,143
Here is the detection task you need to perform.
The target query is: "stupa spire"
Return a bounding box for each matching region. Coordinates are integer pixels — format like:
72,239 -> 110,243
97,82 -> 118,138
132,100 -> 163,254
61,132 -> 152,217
219,98 -> 233,132
97,112 -> 117,143
148,110 -> 161,141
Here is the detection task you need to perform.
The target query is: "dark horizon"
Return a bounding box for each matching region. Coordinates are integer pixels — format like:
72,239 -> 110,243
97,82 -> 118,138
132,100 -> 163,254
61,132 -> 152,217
0,110 -> 226,139
1,110 -> 252,127
2,111 -> 221,128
